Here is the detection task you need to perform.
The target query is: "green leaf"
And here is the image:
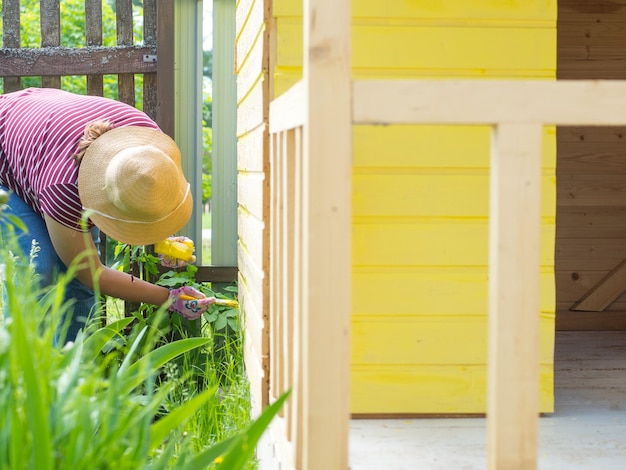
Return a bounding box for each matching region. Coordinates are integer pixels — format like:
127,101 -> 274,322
214,315 -> 228,331
224,308 -> 238,318
83,317 -> 134,361
122,337 -> 211,393
9,296 -> 53,469
149,386 -> 217,449
5,214 -> 27,232
117,325 -> 148,377
227,318 -> 239,331
187,390 -> 291,469
178,435 -> 238,470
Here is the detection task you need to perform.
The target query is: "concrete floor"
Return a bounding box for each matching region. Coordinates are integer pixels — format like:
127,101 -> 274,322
349,331 -> 626,469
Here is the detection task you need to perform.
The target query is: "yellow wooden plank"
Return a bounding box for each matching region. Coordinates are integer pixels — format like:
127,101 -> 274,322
274,0 -> 556,21
274,72 -> 302,100
351,315 -> 555,365
352,270 -> 556,316
350,365 -> 554,415
277,22 -> 555,72
353,222 -> 556,268
353,125 -> 556,169
353,174 -> 557,218
274,63 -> 555,98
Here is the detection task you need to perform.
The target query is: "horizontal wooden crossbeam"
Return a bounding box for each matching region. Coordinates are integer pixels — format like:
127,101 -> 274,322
0,45 -> 158,77
158,265 -> 238,284
353,79 -> 626,126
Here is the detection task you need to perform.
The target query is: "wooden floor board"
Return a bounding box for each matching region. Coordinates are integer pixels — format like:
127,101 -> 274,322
349,331 -> 626,469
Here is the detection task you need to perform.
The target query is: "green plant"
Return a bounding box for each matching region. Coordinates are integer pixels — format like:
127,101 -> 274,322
0,212 -> 281,469
109,243 -> 240,343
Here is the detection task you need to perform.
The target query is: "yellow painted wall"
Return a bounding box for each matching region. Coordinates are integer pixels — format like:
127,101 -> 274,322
236,0 -> 270,415
272,0 -> 557,414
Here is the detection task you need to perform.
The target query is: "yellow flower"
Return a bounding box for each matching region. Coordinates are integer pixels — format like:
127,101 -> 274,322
214,456 -> 224,464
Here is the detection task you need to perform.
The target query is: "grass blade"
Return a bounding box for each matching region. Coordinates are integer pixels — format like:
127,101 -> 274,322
149,386 -> 217,449
185,390 -> 291,469
83,317 -> 134,360
122,337 -> 211,392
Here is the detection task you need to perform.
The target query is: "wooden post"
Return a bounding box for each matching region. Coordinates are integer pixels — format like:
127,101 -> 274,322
301,0 -> 352,468
487,123 -> 543,469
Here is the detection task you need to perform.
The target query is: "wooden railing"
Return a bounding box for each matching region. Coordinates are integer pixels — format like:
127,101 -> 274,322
366,79 -> 626,469
266,0 -> 352,468
268,69 -> 626,470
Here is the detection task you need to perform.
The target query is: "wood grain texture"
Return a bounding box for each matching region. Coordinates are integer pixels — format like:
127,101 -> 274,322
556,0 -> 626,327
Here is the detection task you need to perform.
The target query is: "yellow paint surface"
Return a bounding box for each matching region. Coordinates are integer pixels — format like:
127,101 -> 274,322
272,0 -> 557,414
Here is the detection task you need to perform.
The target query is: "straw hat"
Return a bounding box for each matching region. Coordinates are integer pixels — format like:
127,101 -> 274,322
78,126 -> 192,246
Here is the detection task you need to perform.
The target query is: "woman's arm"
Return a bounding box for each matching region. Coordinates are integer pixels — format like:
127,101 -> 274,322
44,215 -> 169,305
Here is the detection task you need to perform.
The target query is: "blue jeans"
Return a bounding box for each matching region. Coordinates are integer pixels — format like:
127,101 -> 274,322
0,185 -> 100,342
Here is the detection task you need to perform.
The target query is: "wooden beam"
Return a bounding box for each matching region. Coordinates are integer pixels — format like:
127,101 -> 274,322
571,259 -> 626,312
160,266 -> 238,284
0,46 -> 157,77
353,79 -> 626,126
487,123 -> 543,470
156,0 -> 175,138
2,0 -> 22,92
301,0 -> 352,468
269,80 -> 305,133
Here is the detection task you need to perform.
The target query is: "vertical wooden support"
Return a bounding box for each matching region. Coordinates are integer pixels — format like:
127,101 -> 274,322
487,123 -> 543,469
282,130 -> 296,429
302,0 -> 352,468
156,0 -> 175,138
116,0 -> 135,105
293,126 -> 305,465
142,0 -> 158,121
85,0 -> 104,96
40,0 -> 61,89
2,0 -> 21,92
269,132 -> 280,404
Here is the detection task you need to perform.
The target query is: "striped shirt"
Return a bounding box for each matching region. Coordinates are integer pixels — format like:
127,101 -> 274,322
0,87 -> 159,231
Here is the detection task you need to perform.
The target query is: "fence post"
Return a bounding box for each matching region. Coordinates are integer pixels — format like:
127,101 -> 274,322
487,123 -> 543,469
301,0 -> 352,468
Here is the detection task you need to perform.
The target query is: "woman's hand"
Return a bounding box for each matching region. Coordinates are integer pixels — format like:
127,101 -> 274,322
168,285 -> 215,320
156,236 -> 197,268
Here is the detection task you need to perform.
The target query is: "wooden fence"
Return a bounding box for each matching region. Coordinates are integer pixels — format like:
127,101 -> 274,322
264,1 -> 626,469
1,0 -> 173,134
0,0 -> 237,285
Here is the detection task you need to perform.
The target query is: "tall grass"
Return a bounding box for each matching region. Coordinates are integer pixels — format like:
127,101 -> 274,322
0,212 -> 285,469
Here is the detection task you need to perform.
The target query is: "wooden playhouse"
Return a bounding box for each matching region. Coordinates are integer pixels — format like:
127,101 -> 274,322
2,0 -> 626,467
235,0 -> 626,467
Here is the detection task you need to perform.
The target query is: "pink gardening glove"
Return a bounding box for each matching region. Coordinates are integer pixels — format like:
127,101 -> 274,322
168,286 -> 215,320
158,236 -> 197,268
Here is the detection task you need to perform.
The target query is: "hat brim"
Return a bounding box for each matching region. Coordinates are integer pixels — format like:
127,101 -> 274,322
78,127 -> 193,245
